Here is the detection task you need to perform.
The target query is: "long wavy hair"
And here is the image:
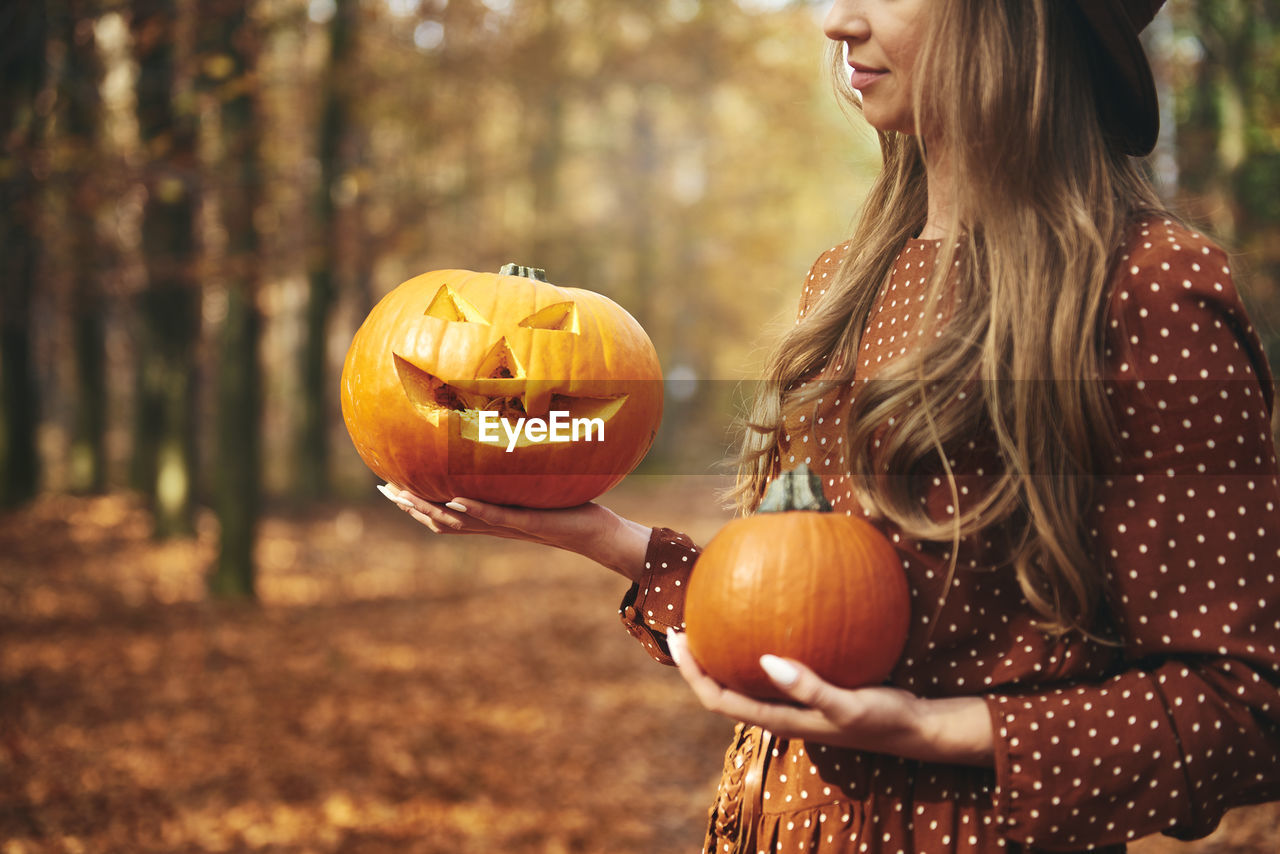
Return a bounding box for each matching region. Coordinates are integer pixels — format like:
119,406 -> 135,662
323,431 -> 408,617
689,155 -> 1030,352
733,0 -> 1166,636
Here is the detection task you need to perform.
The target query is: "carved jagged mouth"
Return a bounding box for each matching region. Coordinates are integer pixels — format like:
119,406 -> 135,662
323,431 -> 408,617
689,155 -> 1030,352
402,358 -> 530,418
393,354 -> 628,426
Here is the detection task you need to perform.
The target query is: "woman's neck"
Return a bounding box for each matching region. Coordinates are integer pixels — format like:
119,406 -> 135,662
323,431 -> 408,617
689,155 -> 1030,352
919,146 -> 956,240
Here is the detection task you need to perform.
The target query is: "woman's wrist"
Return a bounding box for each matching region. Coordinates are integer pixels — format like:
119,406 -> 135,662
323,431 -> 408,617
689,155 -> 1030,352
549,504 -> 652,583
589,512 -> 654,583
912,695 -> 996,767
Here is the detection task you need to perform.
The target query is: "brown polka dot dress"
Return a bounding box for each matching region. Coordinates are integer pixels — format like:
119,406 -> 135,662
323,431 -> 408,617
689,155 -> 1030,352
619,219 -> 1280,853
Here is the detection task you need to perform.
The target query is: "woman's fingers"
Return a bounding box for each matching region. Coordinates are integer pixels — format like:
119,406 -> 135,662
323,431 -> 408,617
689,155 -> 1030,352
439,496 -> 524,531
666,629 -> 898,746
759,655 -> 844,717
376,483 -> 414,508
378,484 -> 468,532
376,484 -> 548,539
667,630 -> 755,714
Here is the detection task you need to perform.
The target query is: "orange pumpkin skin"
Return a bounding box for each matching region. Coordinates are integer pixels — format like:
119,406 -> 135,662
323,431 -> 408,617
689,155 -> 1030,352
683,511 -> 910,702
340,267 -> 663,508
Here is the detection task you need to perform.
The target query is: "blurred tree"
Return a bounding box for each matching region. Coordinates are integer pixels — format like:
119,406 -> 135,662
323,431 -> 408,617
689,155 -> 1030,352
297,0 -> 359,499
1174,0 -> 1280,356
57,0 -> 110,495
201,0 -> 264,598
10,0 -> 918,504
0,3 -> 49,507
129,0 -> 201,537
521,0 -> 566,272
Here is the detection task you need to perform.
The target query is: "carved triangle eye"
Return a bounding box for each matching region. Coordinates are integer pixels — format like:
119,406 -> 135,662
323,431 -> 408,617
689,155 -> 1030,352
518,301 -> 579,334
424,284 -> 489,324
476,338 -> 526,380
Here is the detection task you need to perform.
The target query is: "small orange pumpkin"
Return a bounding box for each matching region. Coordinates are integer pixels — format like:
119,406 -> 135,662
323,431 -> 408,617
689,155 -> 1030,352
683,465 -> 910,701
340,264 -> 663,507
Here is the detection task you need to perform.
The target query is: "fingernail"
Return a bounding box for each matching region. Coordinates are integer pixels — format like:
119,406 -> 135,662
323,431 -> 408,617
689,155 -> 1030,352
759,654 -> 799,687
377,484 -> 415,508
666,629 -> 682,666
445,500 -> 467,513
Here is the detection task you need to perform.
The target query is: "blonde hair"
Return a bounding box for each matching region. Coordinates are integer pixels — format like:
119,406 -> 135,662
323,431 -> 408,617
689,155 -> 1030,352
734,0 -> 1165,635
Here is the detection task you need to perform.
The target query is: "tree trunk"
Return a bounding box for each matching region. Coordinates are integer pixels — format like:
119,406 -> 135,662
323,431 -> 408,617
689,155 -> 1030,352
211,288 -> 261,599
297,0 -> 357,499
0,3 -> 49,507
201,0 -> 263,599
522,0 -> 564,274
130,0 -> 201,538
61,0 -> 109,494
626,97 -> 659,342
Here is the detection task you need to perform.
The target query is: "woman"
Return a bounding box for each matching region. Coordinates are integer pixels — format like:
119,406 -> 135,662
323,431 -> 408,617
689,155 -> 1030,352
380,0 -> 1280,850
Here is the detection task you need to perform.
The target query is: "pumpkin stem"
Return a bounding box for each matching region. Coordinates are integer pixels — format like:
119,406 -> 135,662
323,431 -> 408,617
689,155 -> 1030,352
499,263 -> 549,282
756,463 -> 833,514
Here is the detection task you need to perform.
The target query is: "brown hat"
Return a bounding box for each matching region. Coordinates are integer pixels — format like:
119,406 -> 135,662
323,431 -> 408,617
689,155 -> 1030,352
1072,0 -> 1167,156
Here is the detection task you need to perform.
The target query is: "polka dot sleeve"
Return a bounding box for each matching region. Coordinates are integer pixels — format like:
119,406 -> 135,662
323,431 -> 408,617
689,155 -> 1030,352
619,527 -> 700,664
987,221 -> 1280,848
619,247 -> 847,666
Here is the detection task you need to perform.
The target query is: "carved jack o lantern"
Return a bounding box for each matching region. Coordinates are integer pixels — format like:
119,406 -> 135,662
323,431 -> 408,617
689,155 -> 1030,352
340,264 -> 664,508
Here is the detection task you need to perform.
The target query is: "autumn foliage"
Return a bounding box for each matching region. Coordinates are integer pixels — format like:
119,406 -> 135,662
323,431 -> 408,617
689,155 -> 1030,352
0,482 -> 733,852
3,484 -> 1279,852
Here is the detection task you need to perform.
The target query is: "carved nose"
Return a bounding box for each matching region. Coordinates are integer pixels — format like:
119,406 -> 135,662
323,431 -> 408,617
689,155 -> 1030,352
477,337 -> 524,381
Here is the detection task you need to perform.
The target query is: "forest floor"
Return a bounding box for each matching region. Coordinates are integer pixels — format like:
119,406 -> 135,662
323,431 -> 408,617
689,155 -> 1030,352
2,478 -> 1277,853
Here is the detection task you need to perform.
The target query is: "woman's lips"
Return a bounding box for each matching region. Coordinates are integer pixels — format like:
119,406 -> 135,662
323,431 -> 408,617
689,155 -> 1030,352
848,65 -> 887,91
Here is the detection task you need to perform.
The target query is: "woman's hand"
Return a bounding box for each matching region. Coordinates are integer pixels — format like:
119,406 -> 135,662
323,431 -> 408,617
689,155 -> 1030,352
665,630 -> 994,767
376,483 -> 653,583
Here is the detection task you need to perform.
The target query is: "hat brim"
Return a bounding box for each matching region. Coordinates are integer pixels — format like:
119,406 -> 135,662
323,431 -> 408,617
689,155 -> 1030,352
1073,1 -> 1160,156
